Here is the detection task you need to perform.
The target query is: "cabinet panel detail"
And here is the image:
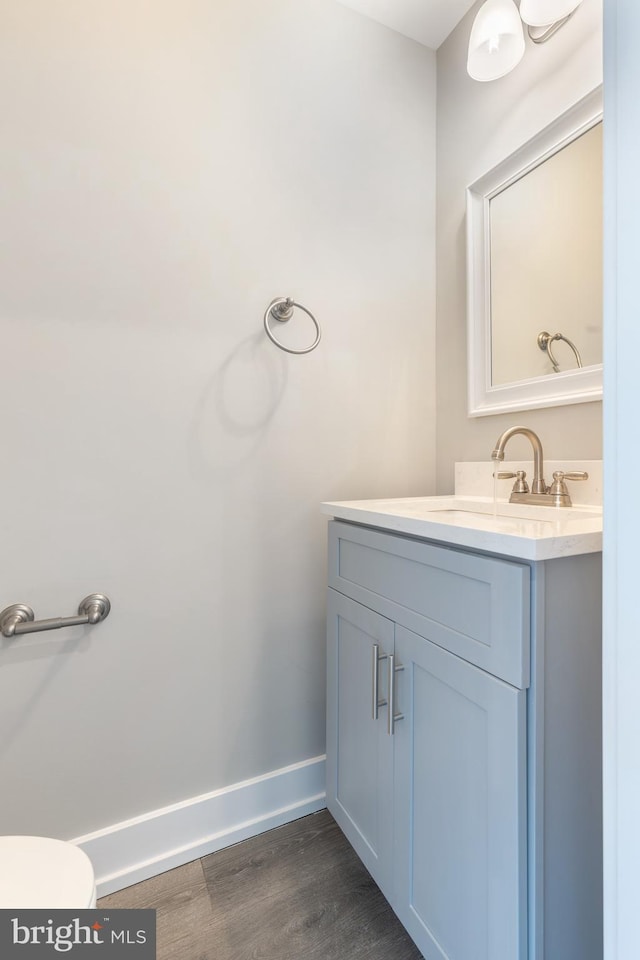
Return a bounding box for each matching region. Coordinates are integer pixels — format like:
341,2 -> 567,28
329,520 -> 530,688
393,625 -> 527,960
326,589 -> 394,896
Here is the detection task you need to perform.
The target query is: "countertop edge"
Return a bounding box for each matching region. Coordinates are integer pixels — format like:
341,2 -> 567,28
320,503 -> 603,561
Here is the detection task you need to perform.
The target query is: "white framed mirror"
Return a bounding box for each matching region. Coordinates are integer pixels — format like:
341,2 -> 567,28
466,86 -> 603,417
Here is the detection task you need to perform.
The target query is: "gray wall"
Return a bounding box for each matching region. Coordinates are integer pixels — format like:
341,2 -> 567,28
436,0 -> 603,493
0,0 -> 436,838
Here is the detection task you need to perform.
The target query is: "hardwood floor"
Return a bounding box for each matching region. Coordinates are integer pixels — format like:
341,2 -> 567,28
99,809 -> 423,960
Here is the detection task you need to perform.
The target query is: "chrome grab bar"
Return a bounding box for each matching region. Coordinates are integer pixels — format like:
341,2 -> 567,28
0,594 -> 111,638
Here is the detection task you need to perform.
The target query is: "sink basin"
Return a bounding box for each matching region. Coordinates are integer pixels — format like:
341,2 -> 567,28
398,498 -> 601,523
346,496 -> 600,522
429,509 -> 559,522
320,495 -> 603,560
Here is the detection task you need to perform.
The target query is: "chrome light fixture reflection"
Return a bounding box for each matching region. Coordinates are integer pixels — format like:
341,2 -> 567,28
519,0 -> 583,26
467,0 -> 525,82
468,0 -> 584,81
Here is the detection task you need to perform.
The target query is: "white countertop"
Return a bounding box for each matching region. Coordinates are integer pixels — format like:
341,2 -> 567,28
320,495 -> 603,561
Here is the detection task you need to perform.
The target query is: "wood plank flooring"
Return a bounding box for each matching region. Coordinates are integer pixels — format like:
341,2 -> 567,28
99,809 -> 423,960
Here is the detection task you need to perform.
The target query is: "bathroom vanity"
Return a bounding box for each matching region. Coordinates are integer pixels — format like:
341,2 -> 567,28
322,489 -> 602,960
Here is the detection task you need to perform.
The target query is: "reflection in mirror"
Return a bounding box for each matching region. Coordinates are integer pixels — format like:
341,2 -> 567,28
466,86 -> 603,417
490,122 -> 602,386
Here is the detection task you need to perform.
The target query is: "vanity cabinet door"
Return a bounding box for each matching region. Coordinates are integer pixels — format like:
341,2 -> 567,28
392,625 -> 527,960
326,588 -> 395,898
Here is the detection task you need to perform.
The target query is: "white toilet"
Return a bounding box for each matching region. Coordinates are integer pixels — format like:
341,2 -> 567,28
0,837 -> 96,908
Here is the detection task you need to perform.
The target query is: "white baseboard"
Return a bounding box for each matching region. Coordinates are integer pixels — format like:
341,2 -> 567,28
73,756 -> 326,898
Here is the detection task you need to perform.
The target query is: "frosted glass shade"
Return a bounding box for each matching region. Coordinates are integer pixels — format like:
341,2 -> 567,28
519,0 -> 583,27
467,0 -> 525,82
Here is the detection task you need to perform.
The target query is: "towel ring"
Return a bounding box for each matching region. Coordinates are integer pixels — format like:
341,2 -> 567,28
537,330 -> 583,373
264,297 -> 321,355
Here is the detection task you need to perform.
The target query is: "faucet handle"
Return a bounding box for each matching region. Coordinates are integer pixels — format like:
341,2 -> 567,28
494,470 -> 529,494
549,470 -> 589,505
553,471 -> 589,482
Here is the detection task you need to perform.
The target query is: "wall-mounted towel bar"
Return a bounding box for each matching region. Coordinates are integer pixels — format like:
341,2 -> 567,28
0,594 -> 111,638
263,297 -> 321,354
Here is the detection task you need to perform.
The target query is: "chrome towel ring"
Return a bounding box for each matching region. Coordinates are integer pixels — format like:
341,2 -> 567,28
537,330 -> 583,372
264,297 -> 321,354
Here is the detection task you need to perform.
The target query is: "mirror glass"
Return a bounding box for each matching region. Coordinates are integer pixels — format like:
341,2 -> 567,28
466,87 -> 603,417
490,123 -> 602,386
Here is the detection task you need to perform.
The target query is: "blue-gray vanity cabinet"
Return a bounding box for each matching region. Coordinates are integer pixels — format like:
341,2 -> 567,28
325,519 -> 603,960
326,520 -> 529,960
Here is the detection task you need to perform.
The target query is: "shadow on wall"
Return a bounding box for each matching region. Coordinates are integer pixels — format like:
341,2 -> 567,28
188,332 -> 288,479
0,632 -> 91,755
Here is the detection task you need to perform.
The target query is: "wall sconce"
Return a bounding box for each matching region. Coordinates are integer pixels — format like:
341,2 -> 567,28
467,0 -> 583,82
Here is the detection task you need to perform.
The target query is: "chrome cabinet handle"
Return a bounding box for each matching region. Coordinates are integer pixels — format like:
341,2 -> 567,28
372,644 -> 388,720
388,654 -> 405,736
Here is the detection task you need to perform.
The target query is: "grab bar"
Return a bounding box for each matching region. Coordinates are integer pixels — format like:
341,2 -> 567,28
0,594 -> 111,638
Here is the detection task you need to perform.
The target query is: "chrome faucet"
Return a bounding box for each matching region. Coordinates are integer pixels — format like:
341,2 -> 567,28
491,426 -> 547,494
491,426 -> 588,507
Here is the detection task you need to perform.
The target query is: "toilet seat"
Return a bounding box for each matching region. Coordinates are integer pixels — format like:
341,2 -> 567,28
0,836 -> 96,908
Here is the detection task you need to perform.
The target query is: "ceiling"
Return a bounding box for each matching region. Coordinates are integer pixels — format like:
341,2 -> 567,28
334,0 -> 478,49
